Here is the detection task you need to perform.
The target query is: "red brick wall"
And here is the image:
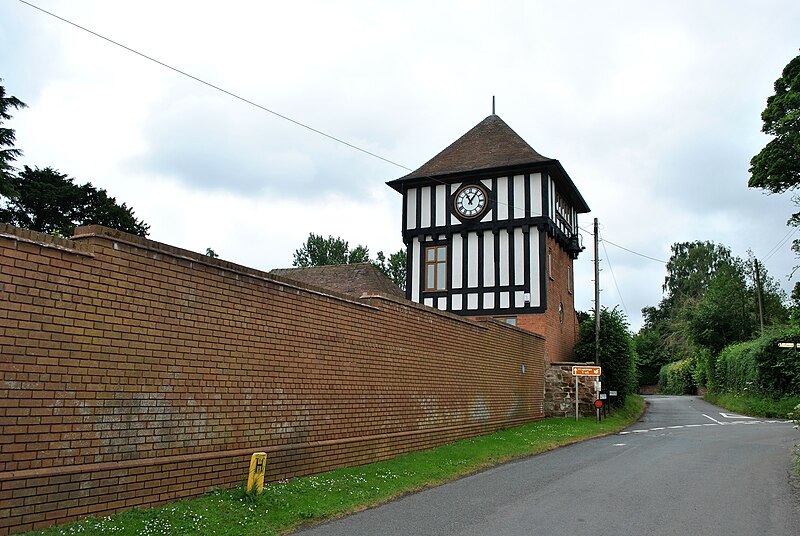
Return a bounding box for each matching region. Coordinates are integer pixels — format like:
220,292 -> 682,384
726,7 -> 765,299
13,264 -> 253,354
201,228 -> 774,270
516,235 -> 580,363
0,224 -> 545,535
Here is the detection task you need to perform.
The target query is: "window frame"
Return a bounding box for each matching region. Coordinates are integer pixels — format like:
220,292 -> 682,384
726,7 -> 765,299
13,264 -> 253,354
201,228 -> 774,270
424,244 -> 448,291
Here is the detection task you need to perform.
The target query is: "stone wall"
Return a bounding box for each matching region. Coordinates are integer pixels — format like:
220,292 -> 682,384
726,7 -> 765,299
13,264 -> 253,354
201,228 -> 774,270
543,362 -> 598,417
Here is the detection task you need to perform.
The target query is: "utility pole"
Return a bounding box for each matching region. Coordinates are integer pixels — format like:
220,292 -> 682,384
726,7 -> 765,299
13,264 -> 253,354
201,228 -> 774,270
754,257 -> 764,334
594,218 -> 600,365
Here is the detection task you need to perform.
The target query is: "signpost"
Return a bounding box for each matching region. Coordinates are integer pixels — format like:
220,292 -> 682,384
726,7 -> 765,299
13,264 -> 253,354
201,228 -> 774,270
572,366 -> 602,376
778,341 -> 799,349
572,366 -> 602,421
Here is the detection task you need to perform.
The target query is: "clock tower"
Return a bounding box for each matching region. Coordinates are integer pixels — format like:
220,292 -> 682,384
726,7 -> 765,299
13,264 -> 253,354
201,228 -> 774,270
387,114 -> 590,362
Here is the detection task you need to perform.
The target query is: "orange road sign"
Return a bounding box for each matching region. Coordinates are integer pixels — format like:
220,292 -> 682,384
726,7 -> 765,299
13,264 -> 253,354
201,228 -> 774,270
572,366 -> 601,376
594,399 -> 604,408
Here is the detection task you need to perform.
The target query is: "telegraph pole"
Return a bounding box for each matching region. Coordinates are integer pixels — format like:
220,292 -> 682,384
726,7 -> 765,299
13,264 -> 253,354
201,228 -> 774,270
754,257 -> 764,334
594,218 -> 600,365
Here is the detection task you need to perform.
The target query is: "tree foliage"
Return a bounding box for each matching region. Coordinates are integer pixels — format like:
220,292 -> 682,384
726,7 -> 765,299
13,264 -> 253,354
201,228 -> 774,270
373,249 -> 407,290
574,307 -> 637,405
663,241 -> 733,302
292,233 -> 407,290
292,233 -> 371,267
634,241 -> 787,388
748,53 -> 800,194
0,166 -> 149,237
0,80 -> 26,198
684,260 -> 753,355
748,53 -> 800,260
713,326 -> 800,398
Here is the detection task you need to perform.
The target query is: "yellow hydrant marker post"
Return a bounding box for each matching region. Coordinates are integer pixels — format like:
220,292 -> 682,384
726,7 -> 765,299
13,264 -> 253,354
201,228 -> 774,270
247,452 -> 267,494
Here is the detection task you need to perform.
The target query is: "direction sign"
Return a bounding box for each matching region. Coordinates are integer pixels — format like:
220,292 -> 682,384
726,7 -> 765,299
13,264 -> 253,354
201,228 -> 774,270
777,342 -> 798,349
572,366 -> 601,376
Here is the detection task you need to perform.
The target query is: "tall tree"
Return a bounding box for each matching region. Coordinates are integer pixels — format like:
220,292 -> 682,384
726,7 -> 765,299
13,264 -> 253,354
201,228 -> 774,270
0,80 -> 26,198
748,53 -> 800,257
0,166 -> 149,237
748,52 -> 800,194
292,233 -> 371,267
663,241 -> 733,302
683,260 -> 753,355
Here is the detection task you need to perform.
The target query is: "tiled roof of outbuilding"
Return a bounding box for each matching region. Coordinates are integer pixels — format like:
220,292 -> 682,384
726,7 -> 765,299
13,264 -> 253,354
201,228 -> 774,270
270,263 -> 405,299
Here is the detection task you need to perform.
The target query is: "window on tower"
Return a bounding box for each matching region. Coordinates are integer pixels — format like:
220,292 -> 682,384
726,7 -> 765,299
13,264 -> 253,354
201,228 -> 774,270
425,245 -> 447,291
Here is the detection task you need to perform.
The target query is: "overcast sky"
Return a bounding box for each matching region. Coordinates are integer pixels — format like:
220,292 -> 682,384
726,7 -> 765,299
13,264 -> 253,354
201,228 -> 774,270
2,0 -> 799,331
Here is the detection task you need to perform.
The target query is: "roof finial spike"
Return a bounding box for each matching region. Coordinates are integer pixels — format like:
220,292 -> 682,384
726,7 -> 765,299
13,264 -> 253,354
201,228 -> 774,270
492,96 -> 496,115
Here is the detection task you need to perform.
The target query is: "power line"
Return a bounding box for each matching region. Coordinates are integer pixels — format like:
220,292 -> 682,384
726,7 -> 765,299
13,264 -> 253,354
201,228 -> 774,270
599,231 -> 629,316
17,0 -> 413,173
762,225 -> 799,262
578,225 -> 667,264
15,0 -> 537,217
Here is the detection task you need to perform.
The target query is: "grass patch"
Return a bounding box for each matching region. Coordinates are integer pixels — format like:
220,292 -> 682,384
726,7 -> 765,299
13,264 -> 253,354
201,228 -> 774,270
25,396 -> 644,536
704,392 -> 800,419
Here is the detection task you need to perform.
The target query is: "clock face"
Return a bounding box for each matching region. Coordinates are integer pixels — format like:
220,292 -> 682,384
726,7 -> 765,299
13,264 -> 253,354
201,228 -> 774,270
454,185 -> 488,219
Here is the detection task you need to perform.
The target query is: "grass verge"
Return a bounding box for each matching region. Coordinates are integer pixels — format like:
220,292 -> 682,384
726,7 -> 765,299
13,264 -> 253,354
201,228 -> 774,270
703,392 -> 800,419
26,396 -> 644,536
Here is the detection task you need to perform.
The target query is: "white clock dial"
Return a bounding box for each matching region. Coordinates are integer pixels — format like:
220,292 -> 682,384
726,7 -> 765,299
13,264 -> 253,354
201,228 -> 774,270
454,185 -> 487,218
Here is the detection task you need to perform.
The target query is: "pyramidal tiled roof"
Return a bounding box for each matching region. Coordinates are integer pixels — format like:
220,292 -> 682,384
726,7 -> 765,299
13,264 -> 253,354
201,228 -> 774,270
396,114 -> 552,181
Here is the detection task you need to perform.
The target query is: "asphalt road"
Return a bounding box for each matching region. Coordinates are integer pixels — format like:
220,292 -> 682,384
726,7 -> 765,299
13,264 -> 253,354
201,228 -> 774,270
294,396 -> 799,536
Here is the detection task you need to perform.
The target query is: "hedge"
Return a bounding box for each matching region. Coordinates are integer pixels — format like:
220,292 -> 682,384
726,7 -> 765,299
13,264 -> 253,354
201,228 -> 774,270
659,357 -> 696,395
713,326 -> 800,397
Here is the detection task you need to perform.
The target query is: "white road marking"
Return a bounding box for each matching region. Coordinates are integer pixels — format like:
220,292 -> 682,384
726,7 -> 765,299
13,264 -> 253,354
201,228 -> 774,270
613,443 -> 627,446
619,419 -> 792,436
702,413 -> 725,425
720,412 -> 754,419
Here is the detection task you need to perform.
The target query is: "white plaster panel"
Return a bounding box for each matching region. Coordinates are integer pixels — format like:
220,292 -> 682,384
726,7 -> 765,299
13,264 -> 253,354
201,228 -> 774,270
529,231 -> 540,307
437,297 -> 447,311
451,294 -> 463,311
529,173 -> 542,217
467,293 -> 479,310
424,297 -> 434,308
483,293 -> 495,309
411,237 -> 421,302
500,291 -> 510,309
497,177 -> 508,220
514,227 -> 525,285
420,186 -> 431,228
451,234 -> 463,289
514,291 -> 525,308
499,230 -> 510,286
483,230 -> 495,287
406,188 -> 417,230
467,232 -> 479,288
435,185 -> 446,227
513,175 -> 525,219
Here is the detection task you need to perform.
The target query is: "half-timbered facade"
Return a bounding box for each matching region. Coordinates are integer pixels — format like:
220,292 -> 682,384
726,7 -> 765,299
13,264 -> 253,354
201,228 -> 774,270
387,114 -> 590,361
